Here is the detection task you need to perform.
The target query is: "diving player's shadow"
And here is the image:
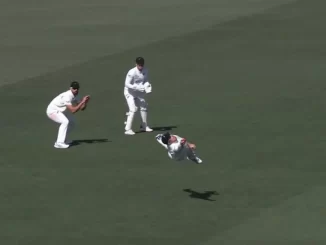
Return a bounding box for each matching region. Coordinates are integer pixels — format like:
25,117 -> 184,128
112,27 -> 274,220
183,189 -> 219,201
70,138 -> 111,146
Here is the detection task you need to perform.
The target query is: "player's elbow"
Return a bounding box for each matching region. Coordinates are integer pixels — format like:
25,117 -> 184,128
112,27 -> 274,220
66,105 -> 78,113
69,108 -> 77,113
125,79 -> 133,87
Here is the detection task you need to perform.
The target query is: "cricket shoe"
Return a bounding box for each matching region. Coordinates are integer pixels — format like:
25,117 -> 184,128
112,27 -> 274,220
188,157 -> 203,164
54,142 -> 70,149
140,125 -> 153,132
196,157 -> 203,164
125,129 -> 135,135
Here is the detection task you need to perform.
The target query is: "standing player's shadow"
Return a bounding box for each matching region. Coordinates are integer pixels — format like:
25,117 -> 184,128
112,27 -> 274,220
136,125 -> 178,133
151,125 -> 178,131
183,189 -> 219,201
70,138 -> 111,146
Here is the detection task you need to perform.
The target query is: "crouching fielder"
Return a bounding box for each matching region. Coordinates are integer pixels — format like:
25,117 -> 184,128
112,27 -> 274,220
46,81 -> 90,149
155,132 -> 203,164
124,57 -> 153,135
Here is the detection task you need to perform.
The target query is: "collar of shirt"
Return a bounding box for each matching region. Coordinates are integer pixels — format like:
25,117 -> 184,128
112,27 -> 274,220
135,67 -> 146,75
67,89 -> 75,98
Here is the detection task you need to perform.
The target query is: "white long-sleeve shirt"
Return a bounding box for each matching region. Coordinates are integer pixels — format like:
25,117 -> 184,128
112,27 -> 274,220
46,90 -> 79,113
156,134 -> 188,160
167,135 -> 186,160
124,66 -> 149,96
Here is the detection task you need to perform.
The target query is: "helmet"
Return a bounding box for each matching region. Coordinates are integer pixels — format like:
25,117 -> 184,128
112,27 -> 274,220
161,132 -> 171,145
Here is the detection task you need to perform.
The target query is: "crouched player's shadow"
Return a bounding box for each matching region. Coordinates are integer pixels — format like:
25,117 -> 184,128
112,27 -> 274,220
183,189 -> 219,201
70,138 -> 111,146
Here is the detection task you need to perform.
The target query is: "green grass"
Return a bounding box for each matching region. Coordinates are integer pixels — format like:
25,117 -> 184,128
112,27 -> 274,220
1,0 -> 326,244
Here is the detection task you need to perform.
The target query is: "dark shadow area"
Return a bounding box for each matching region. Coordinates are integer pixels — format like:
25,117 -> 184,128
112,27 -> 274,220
183,189 -> 219,201
136,125 -> 178,133
70,139 -> 111,146
152,125 -> 178,131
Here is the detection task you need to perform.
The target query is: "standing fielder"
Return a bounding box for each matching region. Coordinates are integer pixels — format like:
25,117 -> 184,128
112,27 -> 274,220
155,132 -> 203,164
124,57 -> 153,135
46,81 -> 90,149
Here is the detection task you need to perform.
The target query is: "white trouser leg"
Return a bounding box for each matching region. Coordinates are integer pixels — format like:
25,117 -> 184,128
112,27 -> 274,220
185,144 -> 202,163
138,96 -> 148,127
140,111 -> 147,127
168,152 -> 174,160
124,91 -> 138,131
47,111 -> 70,143
64,112 -> 75,142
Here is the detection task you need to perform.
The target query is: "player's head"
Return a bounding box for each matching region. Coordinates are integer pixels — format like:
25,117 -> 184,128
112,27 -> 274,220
70,81 -> 80,95
161,132 -> 171,145
135,57 -> 145,70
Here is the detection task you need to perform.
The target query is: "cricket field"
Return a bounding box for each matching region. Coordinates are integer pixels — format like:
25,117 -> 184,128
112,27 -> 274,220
0,0 -> 325,244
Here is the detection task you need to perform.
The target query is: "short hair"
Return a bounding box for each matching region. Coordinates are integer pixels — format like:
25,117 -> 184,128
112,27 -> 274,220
135,57 -> 145,66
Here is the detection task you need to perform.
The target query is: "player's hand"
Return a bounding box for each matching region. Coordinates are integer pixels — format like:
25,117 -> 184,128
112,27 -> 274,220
81,96 -> 89,102
189,143 -> 196,150
138,87 -> 145,92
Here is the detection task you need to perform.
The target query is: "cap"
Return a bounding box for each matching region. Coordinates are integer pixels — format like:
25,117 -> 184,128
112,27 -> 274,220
70,81 -> 80,89
135,57 -> 145,66
161,132 -> 171,145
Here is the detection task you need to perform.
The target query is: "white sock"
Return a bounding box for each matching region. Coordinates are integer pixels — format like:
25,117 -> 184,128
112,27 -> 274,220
140,110 -> 147,127
125,112 -> 135,131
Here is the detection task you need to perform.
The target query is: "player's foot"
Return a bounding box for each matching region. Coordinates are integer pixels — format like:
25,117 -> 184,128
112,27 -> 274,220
125,129 -> 135,135
188,157 -> 203,164
140,125 -> 153,132
54,142 -> 70,149
196,157 -> 203,164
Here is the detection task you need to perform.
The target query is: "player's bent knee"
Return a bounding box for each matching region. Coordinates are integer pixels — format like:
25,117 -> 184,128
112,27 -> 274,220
140,107 -> 147,112
130,107 -> 138,113
61,118 -> 69,125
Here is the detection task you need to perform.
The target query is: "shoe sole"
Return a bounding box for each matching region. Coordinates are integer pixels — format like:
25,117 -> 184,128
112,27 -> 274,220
125,132 -> 135,135
54,143 -> 70,148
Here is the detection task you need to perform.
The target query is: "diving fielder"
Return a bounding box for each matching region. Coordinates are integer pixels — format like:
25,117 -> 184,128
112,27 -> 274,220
124,57 -> 153,135
155,132 -> 203,164
46,81 -> 90,149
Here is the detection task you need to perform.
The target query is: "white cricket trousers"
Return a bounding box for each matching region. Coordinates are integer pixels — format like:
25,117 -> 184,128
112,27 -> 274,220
124,90 -> 148,112
124,89 -> 148,130
47,110 -> 75,143
168,145 -> 198,162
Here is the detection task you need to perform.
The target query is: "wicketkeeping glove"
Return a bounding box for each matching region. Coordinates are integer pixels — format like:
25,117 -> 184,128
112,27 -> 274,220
144,82 -> 152,93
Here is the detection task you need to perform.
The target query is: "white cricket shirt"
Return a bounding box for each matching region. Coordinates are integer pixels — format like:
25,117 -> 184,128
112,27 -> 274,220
46,90 -> 77,113
124,66 -> 149,96
168,135 -> 188,160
